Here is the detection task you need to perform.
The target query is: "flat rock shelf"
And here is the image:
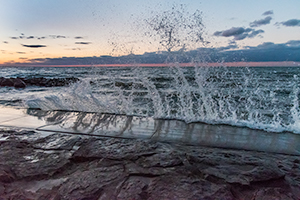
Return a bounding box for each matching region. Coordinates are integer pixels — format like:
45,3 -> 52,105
0,107 -> 300,199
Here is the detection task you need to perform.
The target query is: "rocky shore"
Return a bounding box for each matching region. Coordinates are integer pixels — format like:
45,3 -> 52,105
0,128 -> 300,199
0,77 -> 79,88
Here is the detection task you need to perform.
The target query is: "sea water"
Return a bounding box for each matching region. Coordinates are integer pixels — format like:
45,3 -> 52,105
1,65 -> 300,134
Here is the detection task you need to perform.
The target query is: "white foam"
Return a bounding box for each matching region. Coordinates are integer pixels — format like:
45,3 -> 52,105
24,65 -> 300,134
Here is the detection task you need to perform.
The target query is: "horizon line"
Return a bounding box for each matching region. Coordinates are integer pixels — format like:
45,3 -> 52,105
1,61 -> 300,67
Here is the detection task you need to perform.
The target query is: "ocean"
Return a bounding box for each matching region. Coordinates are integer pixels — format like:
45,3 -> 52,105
1,65 -> 300,134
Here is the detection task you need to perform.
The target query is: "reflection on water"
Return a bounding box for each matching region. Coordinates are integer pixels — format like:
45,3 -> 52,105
25,108 -> 300,155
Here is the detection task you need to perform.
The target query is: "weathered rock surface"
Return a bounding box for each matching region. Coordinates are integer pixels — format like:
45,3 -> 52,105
0,77 -> 79,88
0,128 -> 300,199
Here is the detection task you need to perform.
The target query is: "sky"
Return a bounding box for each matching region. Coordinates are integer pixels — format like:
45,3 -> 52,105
0,0 -> 300,65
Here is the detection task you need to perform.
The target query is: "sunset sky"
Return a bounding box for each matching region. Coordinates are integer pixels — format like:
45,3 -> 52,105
0,0 -> 300,65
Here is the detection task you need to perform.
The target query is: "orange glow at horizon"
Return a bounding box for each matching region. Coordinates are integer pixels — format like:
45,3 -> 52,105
1,61 -> 299,67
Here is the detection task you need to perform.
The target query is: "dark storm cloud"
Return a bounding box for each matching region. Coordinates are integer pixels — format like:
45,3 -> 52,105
278,19 -> 300,27
262,10 -> 273,16
75,36 -> 84,39
250,16 -> 272,27
21,44 -> 47,48
75,42 -> 91,45
27,36 -> 35,39
213,27 -> 264,41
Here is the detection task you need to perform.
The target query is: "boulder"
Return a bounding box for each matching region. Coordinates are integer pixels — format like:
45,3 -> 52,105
13,78 -> 26,88
0,78 -> 14,87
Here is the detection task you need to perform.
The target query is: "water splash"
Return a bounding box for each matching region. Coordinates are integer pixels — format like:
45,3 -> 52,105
22,5 -> 300,134
145,4 -> 206,53
24,66 -> 300,134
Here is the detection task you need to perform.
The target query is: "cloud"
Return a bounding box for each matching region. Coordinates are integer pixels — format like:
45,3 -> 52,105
16,52 -> 26,54
75,36 -> 84,39
213,27 -> 264,41
21,44 -> 47,48
248,29 -> 264,38
257,42 -> 276,48
217,44 -> 238,51
278,19 -> 300,27
10,35 -> 49,40
262,10 -> 273,16
49,35 -> 66,39
234,33 -> 248,40
16,40 -> 300,66
214,27 -> 246,37
65,48 -> 82,50
75,42 -> 91,45
3,41 -> 8,44
286,40 -> 300,47
250,16 -> 272,27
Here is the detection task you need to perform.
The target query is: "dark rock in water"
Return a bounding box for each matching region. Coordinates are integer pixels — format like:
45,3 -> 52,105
0,77 -> 80,88
0,78 -> 14,87
13,78 -> 26,88
23,77 -> 80,87
0,77 -> 4,85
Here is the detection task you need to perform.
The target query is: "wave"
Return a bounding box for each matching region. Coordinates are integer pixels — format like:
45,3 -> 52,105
24,65 -> 300,134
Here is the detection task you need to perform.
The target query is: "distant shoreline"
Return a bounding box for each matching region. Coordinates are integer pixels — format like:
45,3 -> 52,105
1,61 -> 300,67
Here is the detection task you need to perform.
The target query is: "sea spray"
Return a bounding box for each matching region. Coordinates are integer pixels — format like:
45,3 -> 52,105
20,5 -> 300,134
19,65 -> 300,134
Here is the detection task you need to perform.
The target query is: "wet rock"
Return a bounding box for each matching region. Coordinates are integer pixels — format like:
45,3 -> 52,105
33,134 -> 84,150
13,78 -> 26,88
72,138 -> 158,161
57,162 -> 125,200
117,175 -> 233,200
1,129 -> 300,199
0,165 -> 16,183
0,77 -> 4,85
0,140 -> 70,179
0,77 -> 80,88
0,78 -> 14,87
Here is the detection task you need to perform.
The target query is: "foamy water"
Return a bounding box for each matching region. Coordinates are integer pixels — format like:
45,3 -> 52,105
1,65 -> 300,134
